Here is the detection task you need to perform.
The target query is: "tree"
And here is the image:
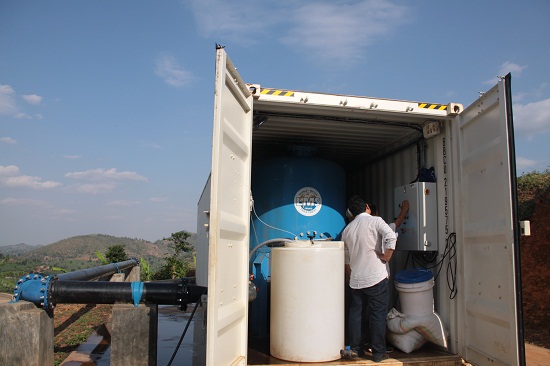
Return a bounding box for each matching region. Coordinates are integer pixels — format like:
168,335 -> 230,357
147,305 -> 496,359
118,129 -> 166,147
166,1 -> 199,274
165,231 -> 194,254
105,245 -> 128,263
153,231 -> 194,280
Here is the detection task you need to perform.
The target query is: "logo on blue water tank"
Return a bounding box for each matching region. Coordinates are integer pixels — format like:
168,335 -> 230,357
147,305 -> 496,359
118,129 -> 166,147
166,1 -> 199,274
294,187 -> 322,216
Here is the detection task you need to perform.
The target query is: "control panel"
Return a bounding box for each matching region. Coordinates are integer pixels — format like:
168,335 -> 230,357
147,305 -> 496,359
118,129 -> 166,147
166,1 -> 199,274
394,182 -> 437,251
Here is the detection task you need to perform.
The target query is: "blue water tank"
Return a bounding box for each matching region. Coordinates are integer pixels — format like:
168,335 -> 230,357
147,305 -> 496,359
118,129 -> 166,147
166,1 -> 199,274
251,156 -> 346,247
249,156 -> 347,339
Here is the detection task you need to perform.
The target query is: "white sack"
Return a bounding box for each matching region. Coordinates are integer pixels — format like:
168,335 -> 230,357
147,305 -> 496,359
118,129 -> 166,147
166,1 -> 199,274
386,308 -> 448,352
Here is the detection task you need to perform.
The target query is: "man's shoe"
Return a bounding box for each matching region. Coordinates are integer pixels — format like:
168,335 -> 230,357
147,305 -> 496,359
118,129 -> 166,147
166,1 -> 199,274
340,349 -> 359,359
366,344 -> 394,354
373,353 -> 389,362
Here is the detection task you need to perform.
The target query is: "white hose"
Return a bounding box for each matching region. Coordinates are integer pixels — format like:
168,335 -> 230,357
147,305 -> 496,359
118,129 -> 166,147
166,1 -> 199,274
249,238 -> 295,260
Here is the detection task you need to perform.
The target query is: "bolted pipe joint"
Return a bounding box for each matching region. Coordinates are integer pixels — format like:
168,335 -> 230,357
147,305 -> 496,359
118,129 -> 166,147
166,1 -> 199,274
10,273 -> 52,308
9,260 -> 207,311
10,259 -> 140,309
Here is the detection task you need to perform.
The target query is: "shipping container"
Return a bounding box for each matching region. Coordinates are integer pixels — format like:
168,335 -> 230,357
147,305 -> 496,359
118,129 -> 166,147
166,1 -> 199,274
195,48 -> 524,366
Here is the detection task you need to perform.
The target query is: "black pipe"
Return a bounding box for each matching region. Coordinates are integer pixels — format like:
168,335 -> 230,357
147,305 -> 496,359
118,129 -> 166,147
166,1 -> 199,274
49,278 -> 206,309
56,259 -> 139,281
14,260 -> 209,310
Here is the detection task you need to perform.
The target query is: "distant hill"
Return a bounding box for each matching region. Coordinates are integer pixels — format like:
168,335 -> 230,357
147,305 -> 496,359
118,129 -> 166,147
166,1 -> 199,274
10,233 -> 196,270
0,243 -> 43,256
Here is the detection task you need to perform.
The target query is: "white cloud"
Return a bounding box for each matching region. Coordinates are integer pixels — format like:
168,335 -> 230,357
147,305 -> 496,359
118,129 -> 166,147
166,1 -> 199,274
0,165 -> 22,176
485,61 -> 527,85
0,197 -> 50,206
144,142 -> 163,150
499,61 -> 526,77
532,82 -> 549,98
105,200 -> 140,207
0,85 -> 44,119
66,168 -> 147,194
75,182 -> 117,194
15,112 -> 32,119
0,137 -> 17,144
513,98 -> 550,140
513,82 -> 548,103
515,157 -> 538,173
188,0 -> 273,45
55,208 -> 76,214
0,84 -> 18,115
0,165 -> 62,189
188,0 -> 409,65
155,55 -> 194,88
65,168 -> 148,182
2,175 -> 62,189
22,94 -> 43,105
149,197 -> 168,202
281,1 -> 409,64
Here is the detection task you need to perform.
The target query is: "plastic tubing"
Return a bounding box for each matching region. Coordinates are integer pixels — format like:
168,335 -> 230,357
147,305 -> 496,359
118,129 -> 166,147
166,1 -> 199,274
249,238 -> 295,260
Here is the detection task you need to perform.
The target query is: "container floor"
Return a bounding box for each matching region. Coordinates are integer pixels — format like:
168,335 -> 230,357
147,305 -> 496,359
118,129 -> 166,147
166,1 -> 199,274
247,338 -> 467,366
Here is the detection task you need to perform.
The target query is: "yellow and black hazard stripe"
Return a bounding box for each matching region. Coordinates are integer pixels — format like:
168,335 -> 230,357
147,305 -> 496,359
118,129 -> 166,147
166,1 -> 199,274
260,89 -> 295,97
418,103 -> 447,111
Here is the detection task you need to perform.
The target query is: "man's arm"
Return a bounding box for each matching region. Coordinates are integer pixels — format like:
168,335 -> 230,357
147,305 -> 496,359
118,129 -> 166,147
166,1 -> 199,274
376,217 -> 397,263
394,200 -> 409,229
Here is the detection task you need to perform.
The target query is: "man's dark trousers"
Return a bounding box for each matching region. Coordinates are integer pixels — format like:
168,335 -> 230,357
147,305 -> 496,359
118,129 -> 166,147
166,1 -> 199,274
348,278 -> 389,360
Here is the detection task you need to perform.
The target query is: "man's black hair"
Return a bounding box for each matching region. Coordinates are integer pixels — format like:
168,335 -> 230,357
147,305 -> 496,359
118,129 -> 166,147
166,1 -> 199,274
348,195 -> 366,217
369,203 -> 378,216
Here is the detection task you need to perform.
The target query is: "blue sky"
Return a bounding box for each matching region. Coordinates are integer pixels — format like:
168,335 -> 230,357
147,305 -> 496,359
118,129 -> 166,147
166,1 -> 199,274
1,0 -> 549,247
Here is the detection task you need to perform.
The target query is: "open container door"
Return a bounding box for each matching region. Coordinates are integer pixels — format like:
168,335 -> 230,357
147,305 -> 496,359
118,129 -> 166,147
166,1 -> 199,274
456,74 -> 524,366
206,48 -> 253,366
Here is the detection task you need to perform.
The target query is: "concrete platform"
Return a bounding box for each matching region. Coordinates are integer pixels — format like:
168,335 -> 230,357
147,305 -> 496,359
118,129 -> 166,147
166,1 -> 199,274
248,342 -> 467,366
525,343 -> 550,366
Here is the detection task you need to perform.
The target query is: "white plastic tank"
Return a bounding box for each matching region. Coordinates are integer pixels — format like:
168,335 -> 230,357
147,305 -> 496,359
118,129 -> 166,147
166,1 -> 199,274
394,268 -> 435,316
270,241 -> 344,362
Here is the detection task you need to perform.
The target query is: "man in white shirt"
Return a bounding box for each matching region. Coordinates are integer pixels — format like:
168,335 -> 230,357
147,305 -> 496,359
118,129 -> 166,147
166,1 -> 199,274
363,200 -> 409,353
341,195 -> 397,362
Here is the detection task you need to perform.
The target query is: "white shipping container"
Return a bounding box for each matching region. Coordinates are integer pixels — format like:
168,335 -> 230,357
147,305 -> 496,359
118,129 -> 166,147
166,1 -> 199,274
196,48 -> 523,366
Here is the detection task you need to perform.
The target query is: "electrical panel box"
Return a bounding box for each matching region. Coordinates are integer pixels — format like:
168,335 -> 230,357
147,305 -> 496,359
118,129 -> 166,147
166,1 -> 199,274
394,182 -> 437,251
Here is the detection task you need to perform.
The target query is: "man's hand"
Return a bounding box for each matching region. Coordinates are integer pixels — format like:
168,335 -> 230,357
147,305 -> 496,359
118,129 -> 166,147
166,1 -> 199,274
376,248 -> 394,263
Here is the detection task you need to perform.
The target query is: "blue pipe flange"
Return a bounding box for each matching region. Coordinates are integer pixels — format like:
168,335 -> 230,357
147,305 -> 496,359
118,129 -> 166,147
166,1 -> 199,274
10,273 -> 49,308
42,275 -> 55,310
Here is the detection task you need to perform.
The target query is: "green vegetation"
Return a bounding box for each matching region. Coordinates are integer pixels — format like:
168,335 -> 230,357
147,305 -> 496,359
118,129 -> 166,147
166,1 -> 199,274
53,304 -> 112,366
96,244 -> 129,265
140,257 -> 152,281
153,230 -> 195,280
0,233 -> 197,293
96,250 -> 108,265
105,244 -> 129,263
517,169 -> 550,220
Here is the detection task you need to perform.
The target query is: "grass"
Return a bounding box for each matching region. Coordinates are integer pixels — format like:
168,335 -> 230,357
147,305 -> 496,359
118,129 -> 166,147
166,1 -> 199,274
53,303 -> 113,366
